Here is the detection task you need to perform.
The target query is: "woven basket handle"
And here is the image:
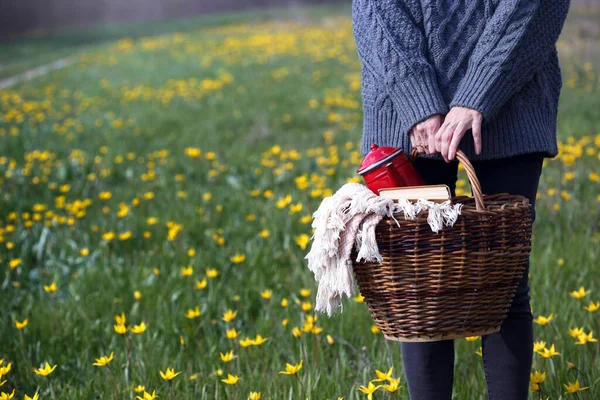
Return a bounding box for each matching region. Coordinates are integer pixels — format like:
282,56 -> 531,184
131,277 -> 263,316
409,149 -> 485,211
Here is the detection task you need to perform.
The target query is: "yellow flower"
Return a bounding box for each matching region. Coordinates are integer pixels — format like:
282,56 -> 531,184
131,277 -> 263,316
258,229 -> 270,238
574,331 -> 598,345
221,309 -> 237,322
0,361 -> 11,377
206,268 -> 219,278
114,312 -> 126,326
130,322 -> 147,334
464,336 -> 479,342
44,282 -> 57,293
114,323 -> 127,335
80,248 -> 89,256
564,379 -> 588,394
533,313 -> 553,326
134,290 -> 142,300
381,377 -> 401,393
327,335 -> 335,345
358,382 -> 382,400
135,390 -> 158,400
185,307 -> 201,319
529,382 -> 540,392
260,289 -> 272,299
539,343 -> 560,358
295,234 -> 310,250
530,370 -> 546,384
102,231 -> 115,241
226,328 -> 239,339
133,385 -> 145,393
584,301 -> 600,312
219,350 -> 237,363
33,362 -> 57,376
569,327 -> 585,338
569,286 -> 590,299
252,334 -> 269,346
279,360 -> 303,375
93,352 -> 114,367
0,389 -> 15,400
195,279 -> 208,289
354,293 -> 365,302
371,366 -> 393,382
475,347 -> 483,356
221,373 -> 240,385
24,393 -> 39,400
249,392 -> 261,400
230,254 -> 246,264
181,265 -> 193,276
15,319 -> 28,330
9,258 -> 21,269
239,337 -> 254,347
533,340 -> 547,353
159,367 -> 181,381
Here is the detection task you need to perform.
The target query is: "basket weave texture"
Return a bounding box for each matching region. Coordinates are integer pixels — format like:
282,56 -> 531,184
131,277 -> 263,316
350,150 -> 533,342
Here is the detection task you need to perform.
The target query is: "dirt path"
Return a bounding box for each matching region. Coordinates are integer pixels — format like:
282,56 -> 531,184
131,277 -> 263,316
0,57 -> 72,90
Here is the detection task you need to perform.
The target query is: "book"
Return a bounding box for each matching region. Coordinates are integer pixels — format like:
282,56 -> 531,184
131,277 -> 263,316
378,184 -> 451,203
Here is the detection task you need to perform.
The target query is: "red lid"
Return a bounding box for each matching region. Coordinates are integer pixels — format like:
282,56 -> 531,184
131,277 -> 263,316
357,143 -> 403,175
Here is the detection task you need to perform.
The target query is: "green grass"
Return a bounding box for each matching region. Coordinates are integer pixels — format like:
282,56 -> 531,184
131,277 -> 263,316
0,1 -> 347,80
0,3 -> 599,399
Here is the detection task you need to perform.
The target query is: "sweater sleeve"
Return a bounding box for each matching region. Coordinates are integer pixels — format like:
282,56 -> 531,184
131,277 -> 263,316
351,0 -> 448,133
450,0 -> 571,122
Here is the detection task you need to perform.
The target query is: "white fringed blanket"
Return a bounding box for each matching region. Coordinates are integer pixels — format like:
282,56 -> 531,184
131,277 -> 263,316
304,182 -> 464,317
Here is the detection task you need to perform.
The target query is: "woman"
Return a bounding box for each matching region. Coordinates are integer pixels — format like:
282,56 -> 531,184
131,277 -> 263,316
351,0 -> 571,399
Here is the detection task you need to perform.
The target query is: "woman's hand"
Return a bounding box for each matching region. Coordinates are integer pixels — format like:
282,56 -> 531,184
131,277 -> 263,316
434,106 -> 483,162
409,114 -> 444,154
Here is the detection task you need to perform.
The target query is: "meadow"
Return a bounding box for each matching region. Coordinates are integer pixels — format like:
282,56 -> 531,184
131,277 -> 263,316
0,3 -> 599,399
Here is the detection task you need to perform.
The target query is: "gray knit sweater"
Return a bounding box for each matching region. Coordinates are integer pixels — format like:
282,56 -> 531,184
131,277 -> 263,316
352,0 -> 571,160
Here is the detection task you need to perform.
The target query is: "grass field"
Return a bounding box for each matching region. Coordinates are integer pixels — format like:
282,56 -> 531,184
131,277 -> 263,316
1,3 -> 599,399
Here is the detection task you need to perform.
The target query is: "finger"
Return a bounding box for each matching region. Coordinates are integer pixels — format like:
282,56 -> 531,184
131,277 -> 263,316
448,122 -> 467,161
434,123 -> 448,153
472,117 -> 482,155
441,122 -> 457,162
427,125 -> 439,154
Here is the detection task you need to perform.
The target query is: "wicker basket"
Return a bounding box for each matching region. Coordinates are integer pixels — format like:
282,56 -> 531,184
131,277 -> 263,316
350,150 -> 532,342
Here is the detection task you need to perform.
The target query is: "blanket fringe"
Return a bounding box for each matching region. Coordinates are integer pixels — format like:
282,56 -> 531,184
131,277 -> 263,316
305,182 -> 463,317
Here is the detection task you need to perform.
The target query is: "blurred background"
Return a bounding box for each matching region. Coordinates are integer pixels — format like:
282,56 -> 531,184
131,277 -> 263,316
0,1 -> 599,399
0,0 -> 341,37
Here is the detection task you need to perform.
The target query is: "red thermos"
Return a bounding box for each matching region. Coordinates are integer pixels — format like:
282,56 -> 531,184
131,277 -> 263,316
357,144 -> 425,195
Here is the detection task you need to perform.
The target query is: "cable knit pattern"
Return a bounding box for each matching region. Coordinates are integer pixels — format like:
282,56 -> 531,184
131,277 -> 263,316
352,0 -> 571,161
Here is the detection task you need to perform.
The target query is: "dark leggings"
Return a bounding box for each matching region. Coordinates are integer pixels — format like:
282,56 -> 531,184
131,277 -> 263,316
401,152 -> 545,400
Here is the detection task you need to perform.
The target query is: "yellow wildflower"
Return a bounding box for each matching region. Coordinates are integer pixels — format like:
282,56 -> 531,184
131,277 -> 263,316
359,382 -> 382,400
533,313 -> 553,326
185,307 -> 201,319
130,322 -> 147,334
221,373 -> 239,385
93,352 -> 114,367
584,301 -> 600,312
574,331 -> 598,345
33,362 -> 57,377
219,350 -> 237,363
159,367 -> 181,381
279,360 -> 302,375
564,379 -> 588,394
44,282 -> 57,293
569,286 -> 590,299
15,319 -> 28,330
135,390 -> 158,400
